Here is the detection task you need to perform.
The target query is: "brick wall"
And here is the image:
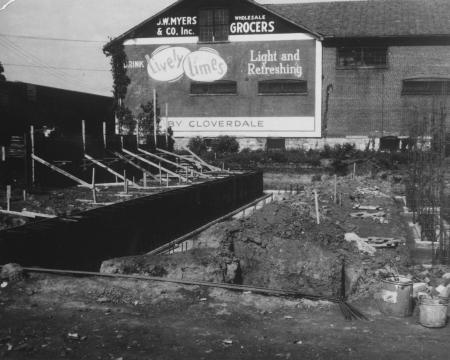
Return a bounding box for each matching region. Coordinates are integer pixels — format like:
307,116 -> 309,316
323,45 -> 450,137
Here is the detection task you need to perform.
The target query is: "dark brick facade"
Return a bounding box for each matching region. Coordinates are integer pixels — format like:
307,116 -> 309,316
323,45 -> 450,137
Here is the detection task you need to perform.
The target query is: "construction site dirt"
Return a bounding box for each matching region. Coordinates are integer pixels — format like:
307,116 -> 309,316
2,172 -> 450,359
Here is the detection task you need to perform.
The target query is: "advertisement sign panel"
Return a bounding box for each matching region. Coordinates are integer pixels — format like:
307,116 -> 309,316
124,36 -> 321,137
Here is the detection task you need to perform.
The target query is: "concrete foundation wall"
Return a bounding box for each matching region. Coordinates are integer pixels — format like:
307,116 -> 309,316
0,172 -> 263,271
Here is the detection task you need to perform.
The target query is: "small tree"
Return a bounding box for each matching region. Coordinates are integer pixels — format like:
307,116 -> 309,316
188,136 -> 207,155
115,105 -> 135,134
211,136 -> 239,154
137,101 -> 160,144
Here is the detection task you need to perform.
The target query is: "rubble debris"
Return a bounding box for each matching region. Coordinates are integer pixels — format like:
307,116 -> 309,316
0,263 -> 24,282
350,211 -> 388,223
345,233 -> 376,255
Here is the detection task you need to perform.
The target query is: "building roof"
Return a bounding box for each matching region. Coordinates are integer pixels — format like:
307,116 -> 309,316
265,0 -> 450,38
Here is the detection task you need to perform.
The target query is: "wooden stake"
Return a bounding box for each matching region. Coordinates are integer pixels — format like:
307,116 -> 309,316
120,136 -> 124,149
143,173 -> 147,188
153,89 -> 157,146
103,122 -> 107,149
159,162 -> 162,185
91,167 -> 97,204
123,170 -> 128,193
166,172 -> 169,187
30,126 -> 35,184
1,146 -> 5,162
81,120 -> 86,153
314,189 -> 320,224
353,162 -> 356,179
334,174 -> 337,204
6,185 -> 11,211
22,189 -> 26,201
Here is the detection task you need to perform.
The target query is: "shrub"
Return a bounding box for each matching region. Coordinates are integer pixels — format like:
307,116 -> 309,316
188,136 -> 207,155
211,136 -> 239,154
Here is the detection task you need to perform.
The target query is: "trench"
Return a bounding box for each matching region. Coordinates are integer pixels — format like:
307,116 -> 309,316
0,171 -> 263,271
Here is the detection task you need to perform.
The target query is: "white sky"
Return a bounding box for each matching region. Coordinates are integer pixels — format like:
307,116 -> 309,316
0,0 -> 363,95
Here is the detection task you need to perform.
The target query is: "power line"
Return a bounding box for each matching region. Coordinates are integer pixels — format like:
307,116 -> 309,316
0,33 -> 106,43
2,63 -> 109,72
0,38 -> 103,93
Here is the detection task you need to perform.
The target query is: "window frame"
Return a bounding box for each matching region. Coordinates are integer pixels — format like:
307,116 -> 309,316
402,78 -> 450,96
257,79 -> 308,96
190,80 -> 237,96
336,47 -> 388,69
198,7 -> 230,43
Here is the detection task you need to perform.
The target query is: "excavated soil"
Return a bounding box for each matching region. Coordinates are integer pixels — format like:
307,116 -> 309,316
102,175 -> 411,300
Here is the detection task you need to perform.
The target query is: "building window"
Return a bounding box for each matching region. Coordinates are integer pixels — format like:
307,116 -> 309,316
337,47 -> 387,68
198,8 -> 229,42
266,138 -> 286,151
258,79 -> 307,95
402,78 -> 450,95
190,80 -> 237,95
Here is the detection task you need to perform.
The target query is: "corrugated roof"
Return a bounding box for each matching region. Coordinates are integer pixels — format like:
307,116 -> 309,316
266,0 -> 450,38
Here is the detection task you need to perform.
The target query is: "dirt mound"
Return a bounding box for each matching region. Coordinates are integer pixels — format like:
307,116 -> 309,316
101,248 -> 240,284
228,202 -> 354,296
101,175 -> 411,300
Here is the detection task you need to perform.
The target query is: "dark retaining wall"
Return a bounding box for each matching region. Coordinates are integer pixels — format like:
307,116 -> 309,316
0,171 -> 263,271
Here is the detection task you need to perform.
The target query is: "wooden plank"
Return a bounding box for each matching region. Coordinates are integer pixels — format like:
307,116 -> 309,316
138,148 -> 207,178
32,154 -> 91,187
84,153 -> 141,188
156,147 -> 207,171
181,146 -> 222,172
122,148 -> 188,182
0,209 -> 56,219
113,151 -> 158,181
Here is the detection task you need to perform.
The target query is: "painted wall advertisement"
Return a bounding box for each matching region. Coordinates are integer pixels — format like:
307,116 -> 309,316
125,38 -> 320,137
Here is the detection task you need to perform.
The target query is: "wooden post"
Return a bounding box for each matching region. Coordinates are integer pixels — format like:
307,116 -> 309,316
81,120 -> 86,153
333,174 -> 337,204
166,172 -> 169,187
30,126 -> 35,184
185,166 -> 188,180
103,122 -> 107,149
22,189 -> 26,201
353,162 -> 356,179
123,170 -> 128,193
314,189 -> 320,225
153,89 -> 157,146
6,185 -> 11,211
165,102 -> 168,147
92,167 -> 97,204
143,173 -> 147,188
120,136 -> 124,149
159,162 -> 162,184
1,146 -> 5,162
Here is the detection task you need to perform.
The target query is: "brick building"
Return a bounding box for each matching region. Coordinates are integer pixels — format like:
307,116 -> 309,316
105,0 -> 450,150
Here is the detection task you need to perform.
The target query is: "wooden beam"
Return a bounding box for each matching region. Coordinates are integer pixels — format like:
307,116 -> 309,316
84,153 -> 141,188
0,209 -> 56,219
138,148 -> 207,178
181,146 -> 222,172
32,154 -> 91,187
113,151 -> 158,181
122,148 -> 188,182
156,147 -> 207,171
